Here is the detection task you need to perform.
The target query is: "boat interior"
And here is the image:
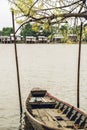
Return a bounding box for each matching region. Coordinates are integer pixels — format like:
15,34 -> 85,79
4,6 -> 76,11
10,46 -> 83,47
26,90 -> 87,130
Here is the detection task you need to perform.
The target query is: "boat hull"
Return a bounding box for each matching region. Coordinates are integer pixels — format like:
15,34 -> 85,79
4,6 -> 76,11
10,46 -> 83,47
25,88 -> 87,130
25,111 -> 57,130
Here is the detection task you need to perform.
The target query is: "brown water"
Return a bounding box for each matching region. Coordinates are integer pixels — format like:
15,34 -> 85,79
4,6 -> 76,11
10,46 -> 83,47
0,44 -> 87,130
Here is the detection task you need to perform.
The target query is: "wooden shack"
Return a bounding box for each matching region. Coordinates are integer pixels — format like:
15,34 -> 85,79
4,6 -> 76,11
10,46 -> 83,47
0,36 -> 11,43
26,36 -> 36,43
52,34 -> 64,43
38,36 -> 47,43
68,34 -> 77,42
10,34 -> 22,43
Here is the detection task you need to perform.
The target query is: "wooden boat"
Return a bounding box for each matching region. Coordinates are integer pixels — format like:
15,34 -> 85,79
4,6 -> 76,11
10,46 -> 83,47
25,88 -> 87,130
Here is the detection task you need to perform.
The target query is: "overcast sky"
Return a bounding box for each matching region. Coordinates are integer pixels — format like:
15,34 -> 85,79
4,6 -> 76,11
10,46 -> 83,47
0,0 -> 12,30
0,0 -> 19,31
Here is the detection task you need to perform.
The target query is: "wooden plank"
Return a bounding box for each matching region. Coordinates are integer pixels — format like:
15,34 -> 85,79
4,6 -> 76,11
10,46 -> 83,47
32,108 -> 78,130
32,109 -> 59,128
43,96 -> 53,102
45,109 -> 76,129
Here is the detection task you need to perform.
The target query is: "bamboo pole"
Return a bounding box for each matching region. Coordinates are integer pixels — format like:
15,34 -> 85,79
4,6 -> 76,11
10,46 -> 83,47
77,22 -> 83,108
12,11 -> 23,114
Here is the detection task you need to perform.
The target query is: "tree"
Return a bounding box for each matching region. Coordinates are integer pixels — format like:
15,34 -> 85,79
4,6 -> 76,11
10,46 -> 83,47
8,0 -> 87,33
2,27 -> 13,36
20,23 -> 52,37
20,23 -> 36,37
83,25 -> 87,41
0,30 -> 2,36
59,24 -> 69,42
60,24 -> 69,36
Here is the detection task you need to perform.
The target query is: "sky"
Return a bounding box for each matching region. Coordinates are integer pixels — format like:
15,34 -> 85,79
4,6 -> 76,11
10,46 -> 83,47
0,0 -> 12,30
0,0 -> 19,31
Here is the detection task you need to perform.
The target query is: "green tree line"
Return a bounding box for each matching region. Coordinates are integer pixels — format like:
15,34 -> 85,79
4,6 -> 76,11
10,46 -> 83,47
0,23 -> 87,43
0,27 -> 13,36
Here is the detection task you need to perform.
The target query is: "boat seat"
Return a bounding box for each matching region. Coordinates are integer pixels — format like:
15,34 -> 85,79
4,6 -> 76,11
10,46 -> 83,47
29,102 -> 56,109
31,90 -> 47,97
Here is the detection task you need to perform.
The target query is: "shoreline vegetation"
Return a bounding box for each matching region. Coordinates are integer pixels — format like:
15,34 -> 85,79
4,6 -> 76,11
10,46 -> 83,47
0,41 -> 87,45
0,23 -> 87,45
0,36 -> 87,44
0,35 -> 87,44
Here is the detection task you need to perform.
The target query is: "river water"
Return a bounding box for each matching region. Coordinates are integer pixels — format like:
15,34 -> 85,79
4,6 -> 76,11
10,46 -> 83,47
0,44 -> 87,130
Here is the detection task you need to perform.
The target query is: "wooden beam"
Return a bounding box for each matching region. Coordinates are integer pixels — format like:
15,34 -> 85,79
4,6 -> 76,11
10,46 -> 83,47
77,22 -> 83,108
12,11 -> 23,114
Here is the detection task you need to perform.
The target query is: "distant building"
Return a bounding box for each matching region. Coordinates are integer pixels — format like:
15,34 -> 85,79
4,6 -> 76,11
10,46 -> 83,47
68,34 -> 77,42
38,36 -> 47,43
25,36 -> 48,43
10,34 -> 23,43
0,34 -> 23,43
0,36 -> 11,43
26,36 -> 36,43
52,34 -> 64,43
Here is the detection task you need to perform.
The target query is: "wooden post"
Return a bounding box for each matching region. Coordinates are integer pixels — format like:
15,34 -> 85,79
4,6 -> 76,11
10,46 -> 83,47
12,11 -> 23,114
77,22 -> 83,108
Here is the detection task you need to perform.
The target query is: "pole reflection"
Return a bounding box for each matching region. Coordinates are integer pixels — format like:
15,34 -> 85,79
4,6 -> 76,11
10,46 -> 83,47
19,113 -> 34,130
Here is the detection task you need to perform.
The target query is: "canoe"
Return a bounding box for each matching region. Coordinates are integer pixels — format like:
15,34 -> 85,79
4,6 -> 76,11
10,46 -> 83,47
25,88 -> 87,130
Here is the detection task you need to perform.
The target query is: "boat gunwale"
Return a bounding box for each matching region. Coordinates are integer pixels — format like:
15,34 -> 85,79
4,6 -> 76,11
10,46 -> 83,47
25,93 -> 60,130
47,92 -> 87,117
25,90 -> 87,130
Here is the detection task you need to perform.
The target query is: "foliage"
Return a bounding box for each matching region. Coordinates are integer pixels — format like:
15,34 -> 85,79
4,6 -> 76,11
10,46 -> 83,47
59,24 -> 69,42
1,27 -> 13,36
20,23 -> 36,37
83,25 -> 87,41
0,30 -> 2,36
20,23 -> 52,37
60,24 -> 69,36
8,0 -> 87,33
